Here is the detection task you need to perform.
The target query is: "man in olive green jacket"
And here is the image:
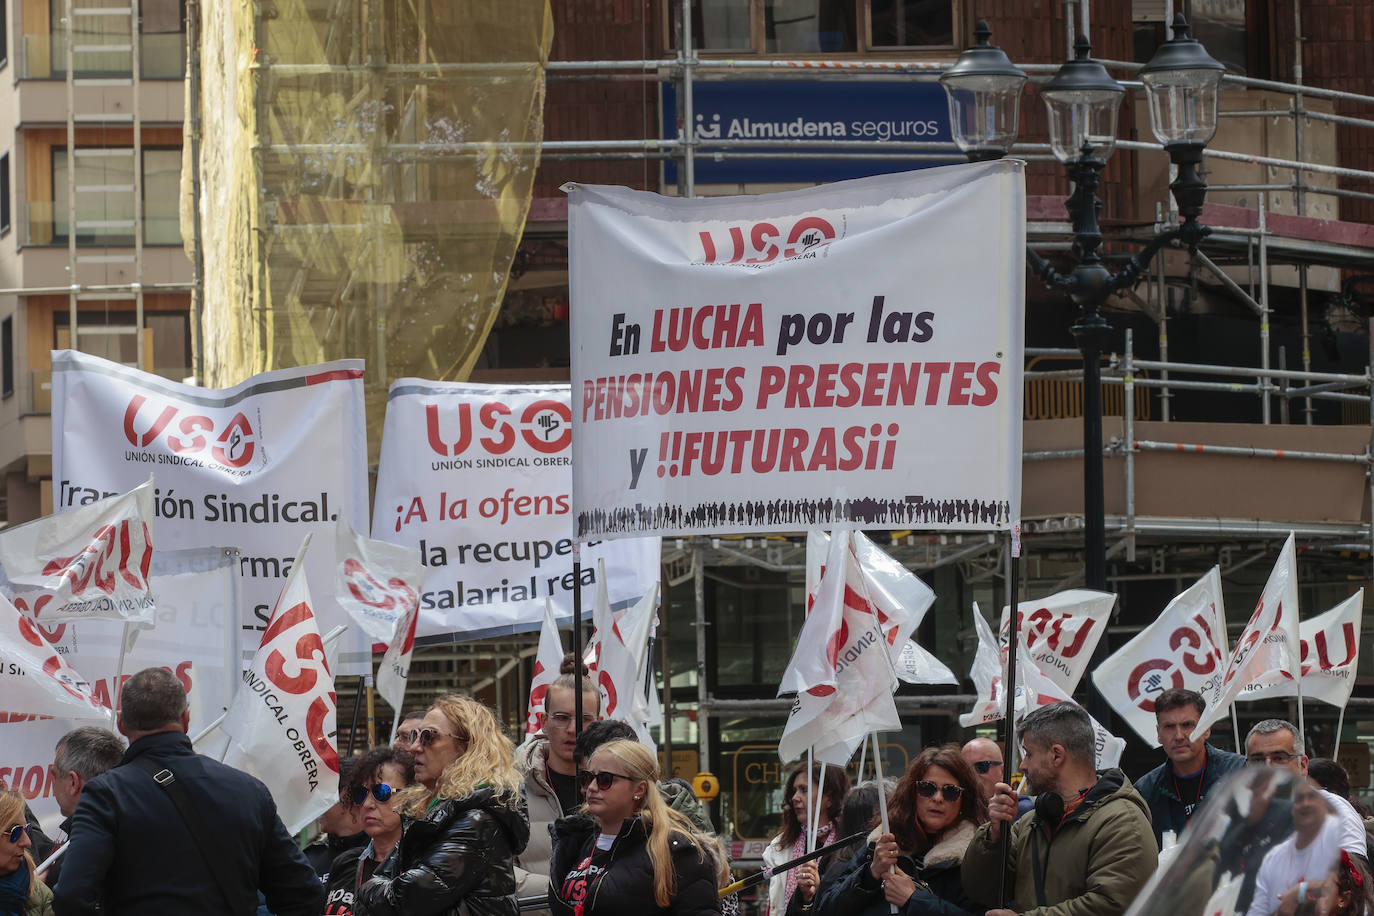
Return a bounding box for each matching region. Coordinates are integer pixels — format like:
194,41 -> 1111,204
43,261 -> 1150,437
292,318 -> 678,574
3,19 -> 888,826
962,702 -> 1157,916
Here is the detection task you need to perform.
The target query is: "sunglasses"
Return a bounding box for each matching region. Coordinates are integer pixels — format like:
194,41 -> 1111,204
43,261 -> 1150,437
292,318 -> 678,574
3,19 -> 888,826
349,784 -> 395,806
972,760 -> 1002,775
6,824 -> 27,845
915,781 -> 965,802
578,770 -> 635,792
403,727 -> 463,749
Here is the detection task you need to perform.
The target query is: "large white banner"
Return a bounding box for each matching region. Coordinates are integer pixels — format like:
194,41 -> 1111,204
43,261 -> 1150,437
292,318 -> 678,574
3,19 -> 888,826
50,351 -> 371,672
567,161 -> 1025,538
373,381 -> 659,640
0,547 -> 240,835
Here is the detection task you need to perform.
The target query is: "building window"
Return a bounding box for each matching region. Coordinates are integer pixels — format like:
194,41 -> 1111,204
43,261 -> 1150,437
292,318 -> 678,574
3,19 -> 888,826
0,153 -> 10,236
51,147 -> 182,245
1134,0 -> 1258,77
678,0 -> 957,53
48,0 -> 186,79
53,309 -> 191,380
1,316 -> 12,398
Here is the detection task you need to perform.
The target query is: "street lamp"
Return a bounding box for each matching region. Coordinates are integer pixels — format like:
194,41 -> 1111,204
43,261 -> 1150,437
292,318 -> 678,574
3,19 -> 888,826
941,14 -> 1224,593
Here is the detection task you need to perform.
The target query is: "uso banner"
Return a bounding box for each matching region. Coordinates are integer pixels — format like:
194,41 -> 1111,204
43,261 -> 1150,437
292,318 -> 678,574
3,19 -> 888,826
374,381 -> 659,640
567,161 -> 1025,537
50,351 -> 371,673
0,546 -> 240,834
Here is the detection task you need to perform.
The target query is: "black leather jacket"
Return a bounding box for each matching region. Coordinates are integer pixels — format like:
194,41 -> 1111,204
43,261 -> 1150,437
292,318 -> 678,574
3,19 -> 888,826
548,814 -> 721,916
357,788 -> 530,916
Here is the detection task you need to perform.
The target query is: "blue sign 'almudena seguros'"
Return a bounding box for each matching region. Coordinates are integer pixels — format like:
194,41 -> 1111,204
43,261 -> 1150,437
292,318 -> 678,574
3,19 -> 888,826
661,80 -> 957,184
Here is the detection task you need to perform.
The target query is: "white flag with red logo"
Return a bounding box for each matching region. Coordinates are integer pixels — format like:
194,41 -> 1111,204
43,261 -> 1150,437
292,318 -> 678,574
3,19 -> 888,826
0,477 -> 156,625
1192,534 -> 1301,741
1238,588 -> 1362,708
779,531 -> 904,766
334,518 -> 424,645
0,593 -> 111,722
525,600 -> 566,741
596,579 -> 659,748
375,593 -> 419,715
960,601 -> 1035,727
1092,568 -> 1228,747
221,534 -> 340,834
996,589 -> 1115,697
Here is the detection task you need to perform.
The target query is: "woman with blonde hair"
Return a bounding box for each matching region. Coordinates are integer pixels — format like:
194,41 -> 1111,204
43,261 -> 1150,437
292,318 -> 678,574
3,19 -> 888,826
357,695 -> 530,916
548,739 -> 722,915
0,790 -> 53,916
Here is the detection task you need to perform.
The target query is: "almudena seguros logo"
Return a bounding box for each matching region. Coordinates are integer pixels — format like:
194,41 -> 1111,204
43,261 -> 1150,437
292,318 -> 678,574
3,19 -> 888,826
696,216 -> 839,265
122,395 -> 257,470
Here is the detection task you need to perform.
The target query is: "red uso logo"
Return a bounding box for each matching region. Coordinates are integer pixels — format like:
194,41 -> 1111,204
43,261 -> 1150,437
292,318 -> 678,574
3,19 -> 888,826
697,216 -> 837,265
1125,612 -> 1225,713
123,395 -> 256,468
42,521 -> 152,597
424,399 -> 572,457
259,601 -> 338,772
1006,607 -> 1097,659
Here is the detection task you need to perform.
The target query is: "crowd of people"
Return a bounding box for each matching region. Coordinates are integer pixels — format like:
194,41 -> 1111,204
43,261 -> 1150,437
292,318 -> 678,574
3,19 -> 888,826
4,670 -> 1374,916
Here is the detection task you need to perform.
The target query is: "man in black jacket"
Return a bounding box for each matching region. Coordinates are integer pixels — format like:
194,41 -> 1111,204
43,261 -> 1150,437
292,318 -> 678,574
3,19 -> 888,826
52,667 -> 324,916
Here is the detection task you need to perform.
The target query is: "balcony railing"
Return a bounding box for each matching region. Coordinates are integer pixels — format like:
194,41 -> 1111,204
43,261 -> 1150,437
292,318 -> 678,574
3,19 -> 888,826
19,31 -> 185,80
19,366 -> 192,416
24,201 -> 183,247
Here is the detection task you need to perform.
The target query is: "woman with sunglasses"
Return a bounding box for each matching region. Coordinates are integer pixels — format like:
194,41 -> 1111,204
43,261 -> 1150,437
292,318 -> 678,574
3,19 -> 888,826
763,762 -> 850,916
0,790 -> 53,916
323,747 -> 414,916
357,695 -> 529,916
814,744 -> 985,916
548,739 -> 724,915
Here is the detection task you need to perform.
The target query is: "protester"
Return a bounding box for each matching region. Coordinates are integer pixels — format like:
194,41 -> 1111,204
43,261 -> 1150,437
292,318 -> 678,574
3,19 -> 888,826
44,727 -> 124,887
392,711 -> 427,750
825,781 -> 890,875
1316,850 -> 1374,916
0,789 -> 53,916
961,737 -> 1032,819
357,694 -> 529,915
1132,688 -> 1247,848
305,756 -> 368,881
1246,720 -> 1369,860
547,739 -> 722,915
962,702 -> 1155,916
52,667 -> 323,916
513,656 -> 601,902
816,744 -> 983,916
575,720 -> 715,835
1309,760 -> 1374,821
763,761 -> 850,916
323,747 -> 415,916
1245,779 -> 1348,916
1219,766 -> 1300,916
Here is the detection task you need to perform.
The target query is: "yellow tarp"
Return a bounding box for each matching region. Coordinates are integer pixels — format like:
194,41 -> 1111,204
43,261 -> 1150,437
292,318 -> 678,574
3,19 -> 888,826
192,0 -> 552,460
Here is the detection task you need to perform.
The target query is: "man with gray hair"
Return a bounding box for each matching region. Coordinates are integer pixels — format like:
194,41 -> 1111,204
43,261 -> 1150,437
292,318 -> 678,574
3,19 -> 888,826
43,726 -> 124,886
52,667 -> 323,916
962,702 -> 1156,916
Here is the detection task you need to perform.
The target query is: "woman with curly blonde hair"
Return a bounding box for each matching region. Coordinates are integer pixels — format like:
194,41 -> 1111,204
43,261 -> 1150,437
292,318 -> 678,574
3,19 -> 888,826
548,739 -> 723,915
357,695 -> 529,916
0,790 -> 53,916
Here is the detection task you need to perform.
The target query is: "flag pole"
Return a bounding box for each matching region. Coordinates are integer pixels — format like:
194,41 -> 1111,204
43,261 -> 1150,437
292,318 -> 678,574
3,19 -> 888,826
805,746 -> 815,851
999,532 -> 1020,909
346,673 -> 365,755
858,737 -> 868,784
809,760 -> 827,852
112,621 -> 134,712
1230,705 -> 1243,754
572,545 -> 584,737
1335,704 -> 1348,759
365,675 -> 376,748
869,730 -> 897,916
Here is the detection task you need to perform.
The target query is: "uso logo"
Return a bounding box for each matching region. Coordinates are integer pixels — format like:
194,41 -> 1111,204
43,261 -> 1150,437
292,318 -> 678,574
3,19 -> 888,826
424,399 -> 572,457
123,395 -> 256,468
1125,613 -> 1224,713
697,216 -> 837,265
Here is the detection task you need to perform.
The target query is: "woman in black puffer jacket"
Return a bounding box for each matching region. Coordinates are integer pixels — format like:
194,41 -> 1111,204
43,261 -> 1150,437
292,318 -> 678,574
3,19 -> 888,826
814,744 -> 985,916
357,695 -> 530,916
548,740 -> 723,916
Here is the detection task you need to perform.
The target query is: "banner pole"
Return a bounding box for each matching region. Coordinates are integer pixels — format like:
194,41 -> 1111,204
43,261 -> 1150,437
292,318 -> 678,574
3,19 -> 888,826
365,674 -> 376,749
1231,705 -> 1242,754
857,738 -> 868,784
1335,704 -> 1348,759
572,545 -> 584,736
112,621 -> 133,712
999,533 -> 1021,909
346,673 -> 365,756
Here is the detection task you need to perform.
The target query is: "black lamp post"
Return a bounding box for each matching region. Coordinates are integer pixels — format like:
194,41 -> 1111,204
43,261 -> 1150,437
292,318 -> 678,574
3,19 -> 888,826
942,15 -> 1225,593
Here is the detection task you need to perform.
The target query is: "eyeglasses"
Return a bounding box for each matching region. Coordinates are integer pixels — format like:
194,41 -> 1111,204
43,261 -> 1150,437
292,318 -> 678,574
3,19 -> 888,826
578,770 -> 635,792
1246,752 -> 1300,765
972,760 -> 1002,775
404,727 -> 463,748
350,784 -> 396,806
6,824 -> 27,845
914,781 -> 965,802
546,712 -> 596,730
